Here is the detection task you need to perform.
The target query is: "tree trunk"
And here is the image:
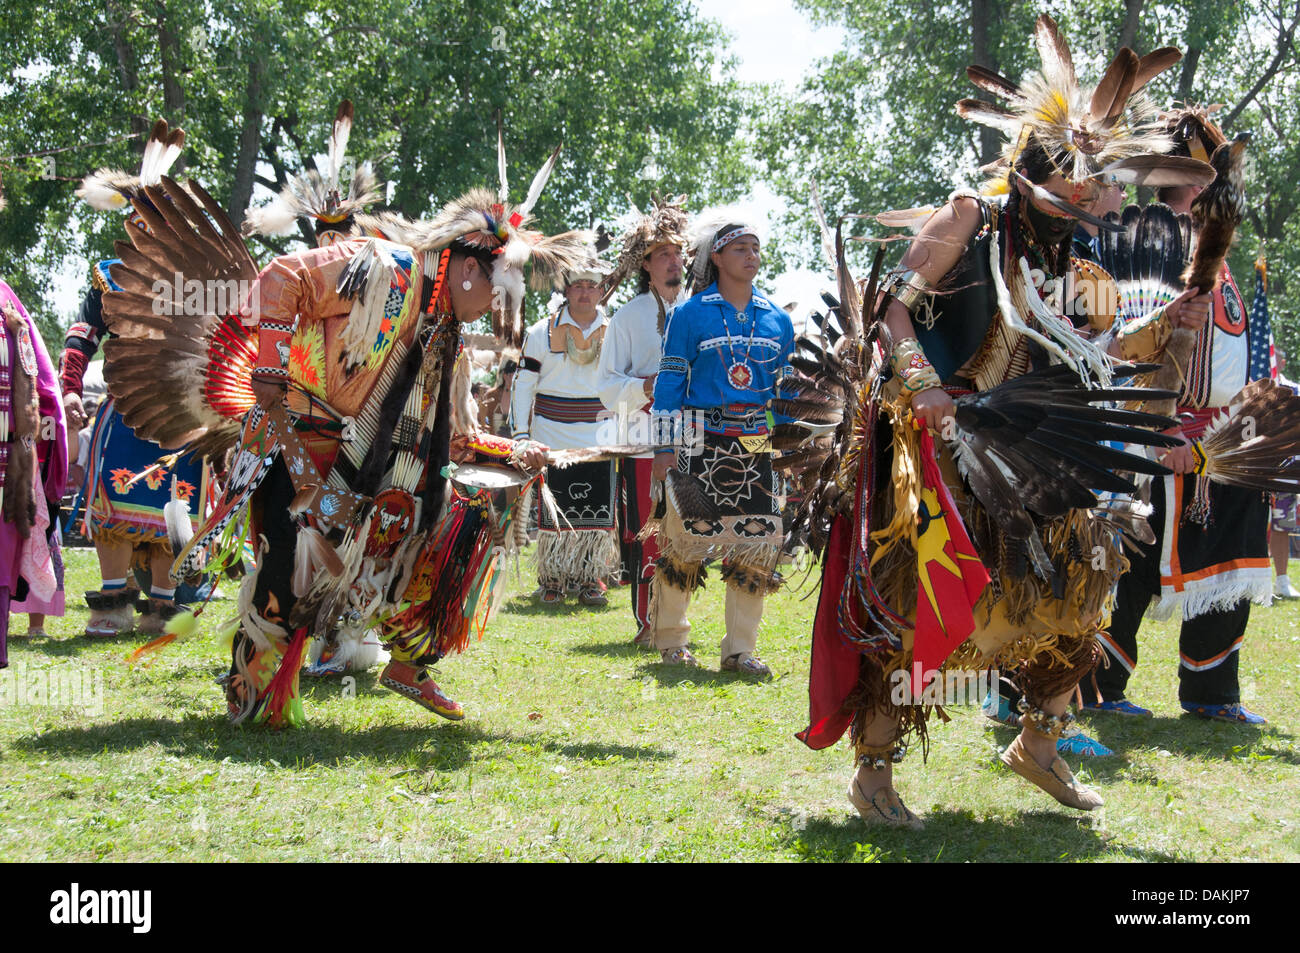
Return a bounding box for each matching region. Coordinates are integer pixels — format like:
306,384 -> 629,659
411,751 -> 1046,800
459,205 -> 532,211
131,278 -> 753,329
971,0 -> 998,166
1176,47 -> 1201,103
230,59 -> 264,229
1119,0 -> 1145,51
156,4 -> 186,172
105,0 -> 148,151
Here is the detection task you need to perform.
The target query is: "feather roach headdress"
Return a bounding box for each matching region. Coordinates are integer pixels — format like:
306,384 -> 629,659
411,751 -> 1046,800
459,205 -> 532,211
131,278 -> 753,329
243,100 -> 382,245
957,15 -> 1213,195
76,119 -> 186,214
398,128 -> 590,347
1164,103 -> 1228,163
560,253 -> 614,290
601,192 -> 690,301
686,203 -> 766,286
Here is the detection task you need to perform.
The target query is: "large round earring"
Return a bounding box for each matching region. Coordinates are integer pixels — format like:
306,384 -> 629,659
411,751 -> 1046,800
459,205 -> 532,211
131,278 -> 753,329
462,280 -> 473,291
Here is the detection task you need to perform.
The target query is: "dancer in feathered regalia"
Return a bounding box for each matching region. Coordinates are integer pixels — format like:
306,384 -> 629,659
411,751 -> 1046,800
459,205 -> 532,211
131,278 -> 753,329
511,256 -> 620,606
242,100 -> 387,677
791,16 -> 1216,824
62,121 -> 212,639
1,279 -> 67,666
100,133 -> 589,727
597,194 -> 690,642
1085,107 -> 1288,723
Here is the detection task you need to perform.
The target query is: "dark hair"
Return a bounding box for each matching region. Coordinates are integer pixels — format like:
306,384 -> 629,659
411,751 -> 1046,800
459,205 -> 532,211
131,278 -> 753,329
637,266 -> 652,295
1014,136 -> 1061,186
314,214 -> 354,241
449,237 -> 497,277
1009,137 -> 1073,276
1154,122 -> 1198,205
1155,185 -> 1195,205
698,223 -> 749,287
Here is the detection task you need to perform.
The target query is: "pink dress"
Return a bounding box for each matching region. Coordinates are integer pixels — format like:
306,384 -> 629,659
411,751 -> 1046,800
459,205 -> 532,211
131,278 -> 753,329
1,280 -> 67,617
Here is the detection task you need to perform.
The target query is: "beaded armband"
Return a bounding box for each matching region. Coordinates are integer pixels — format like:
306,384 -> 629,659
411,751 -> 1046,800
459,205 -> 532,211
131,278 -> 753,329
659,355 -> 689,376
889,338 -> 942,395
882,269 -> 935,315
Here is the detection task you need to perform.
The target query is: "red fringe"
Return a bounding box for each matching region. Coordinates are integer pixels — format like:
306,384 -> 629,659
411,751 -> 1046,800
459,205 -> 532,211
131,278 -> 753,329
261,626 -> 308,727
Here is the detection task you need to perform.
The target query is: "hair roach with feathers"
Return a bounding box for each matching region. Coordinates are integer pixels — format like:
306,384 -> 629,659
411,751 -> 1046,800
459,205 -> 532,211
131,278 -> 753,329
601,192 -> 690,303
76,119 -> 186,211
393,124 -> 591,347
243,100 -> 382,241
956,14 -> 1213,201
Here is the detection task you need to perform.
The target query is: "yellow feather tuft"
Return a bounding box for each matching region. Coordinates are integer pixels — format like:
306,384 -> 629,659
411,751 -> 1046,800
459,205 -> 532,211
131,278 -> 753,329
164,608 -> 201,640
217,617 -> 240,653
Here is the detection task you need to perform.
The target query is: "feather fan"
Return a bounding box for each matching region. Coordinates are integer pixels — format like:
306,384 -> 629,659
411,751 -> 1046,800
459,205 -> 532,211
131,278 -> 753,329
1198,379 -> 1300,493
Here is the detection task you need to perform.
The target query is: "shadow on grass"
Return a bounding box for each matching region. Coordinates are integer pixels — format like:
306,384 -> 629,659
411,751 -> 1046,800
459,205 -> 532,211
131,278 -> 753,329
782,810 -> 1181,862
10,715 -> 675,771
29,632 -> 147,658
499,595 -> 620,618
568,640 -> 647,659
1078,715 -> 1300,766
634,659 -> 777,688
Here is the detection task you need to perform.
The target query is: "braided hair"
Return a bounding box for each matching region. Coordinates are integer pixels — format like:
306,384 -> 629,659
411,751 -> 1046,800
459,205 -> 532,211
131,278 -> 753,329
1008,137 -> 1075,280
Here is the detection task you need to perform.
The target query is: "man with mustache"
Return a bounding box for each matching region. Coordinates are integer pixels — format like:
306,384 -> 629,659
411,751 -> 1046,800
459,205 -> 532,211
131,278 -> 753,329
597,195 -> 690,642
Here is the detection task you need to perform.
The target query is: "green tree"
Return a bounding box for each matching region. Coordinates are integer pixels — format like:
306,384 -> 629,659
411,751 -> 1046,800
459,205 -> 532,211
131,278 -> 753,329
755,0 -> 1300,357
0,0 -> 751,351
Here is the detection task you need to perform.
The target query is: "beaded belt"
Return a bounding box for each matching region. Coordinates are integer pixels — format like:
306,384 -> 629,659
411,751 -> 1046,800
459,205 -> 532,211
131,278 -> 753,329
686,403 -> 769,436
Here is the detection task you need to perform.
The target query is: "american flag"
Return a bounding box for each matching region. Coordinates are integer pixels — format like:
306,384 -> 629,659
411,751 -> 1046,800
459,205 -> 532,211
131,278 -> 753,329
1247,255 -> 1276,383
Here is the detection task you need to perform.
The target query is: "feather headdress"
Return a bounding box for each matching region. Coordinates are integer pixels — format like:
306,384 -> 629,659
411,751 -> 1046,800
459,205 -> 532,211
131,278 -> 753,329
243,100 -> 382,242
559,253 -> 614,290
1164,103 -> 1228,163
1164,104 -> 1251,293
601,192 -> 690,301
398,128 -> 590,347
76,119 -> 186,212
686,203 -> 767,284
956,15 -> 1210,193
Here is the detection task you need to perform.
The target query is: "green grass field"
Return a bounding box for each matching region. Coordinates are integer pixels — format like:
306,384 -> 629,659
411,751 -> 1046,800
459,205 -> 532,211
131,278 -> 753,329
1,546 -> 1297,862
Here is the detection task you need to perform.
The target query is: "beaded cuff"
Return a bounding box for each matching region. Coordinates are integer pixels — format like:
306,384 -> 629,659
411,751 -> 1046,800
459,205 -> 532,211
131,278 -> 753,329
855,741 -> 909,771
889,338 -> 942,395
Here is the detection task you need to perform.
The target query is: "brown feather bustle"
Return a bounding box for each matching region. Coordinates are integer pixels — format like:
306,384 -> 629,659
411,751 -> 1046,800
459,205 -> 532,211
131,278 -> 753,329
101,176 -> 259,455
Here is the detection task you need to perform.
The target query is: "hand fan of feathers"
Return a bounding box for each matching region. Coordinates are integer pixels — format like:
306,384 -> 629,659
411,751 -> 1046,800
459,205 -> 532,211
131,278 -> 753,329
1198,379 -> 1300,493
1095,203 -> 1193,325
948,363 -> 1179,543
777,345 -> 1182,549
101,176 -> 258,457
